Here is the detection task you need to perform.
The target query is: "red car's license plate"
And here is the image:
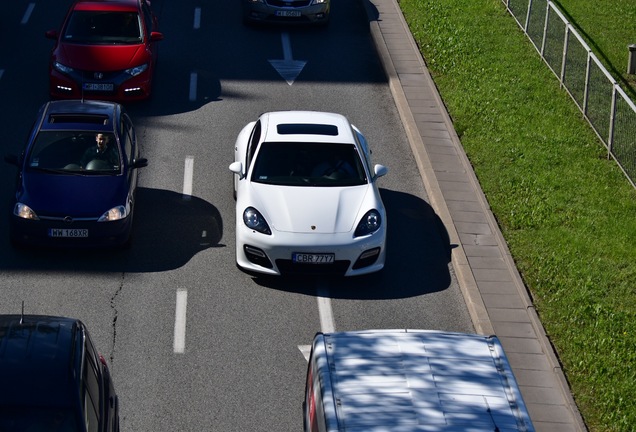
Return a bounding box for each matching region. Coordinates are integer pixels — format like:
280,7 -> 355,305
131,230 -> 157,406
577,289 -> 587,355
83,83 -> 114,91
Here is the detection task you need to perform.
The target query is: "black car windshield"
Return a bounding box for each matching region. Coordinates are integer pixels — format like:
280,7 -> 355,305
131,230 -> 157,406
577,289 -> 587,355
28,131 -> 121,173
63,11 -> 142,44
251,142 -> 367,187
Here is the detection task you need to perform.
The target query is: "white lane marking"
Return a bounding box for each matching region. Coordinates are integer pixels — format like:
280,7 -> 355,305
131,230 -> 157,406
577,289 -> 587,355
299,284 -> 335,362
193,8 -> 201,29
174,289 -> 188,354
189,72 -> 198,101
21,3 -> 35,24
316,282 -> 335,333
182,156 -> 194,199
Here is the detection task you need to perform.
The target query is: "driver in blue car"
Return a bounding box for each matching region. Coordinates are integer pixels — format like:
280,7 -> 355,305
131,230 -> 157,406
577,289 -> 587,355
80,133 -> 120,169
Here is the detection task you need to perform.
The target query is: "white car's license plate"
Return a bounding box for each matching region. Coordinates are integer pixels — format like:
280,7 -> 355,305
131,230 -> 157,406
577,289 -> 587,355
293,253 -> 335,264
83,83 -> 114,91
276,10 -> 301,17
49,228 -> 89,238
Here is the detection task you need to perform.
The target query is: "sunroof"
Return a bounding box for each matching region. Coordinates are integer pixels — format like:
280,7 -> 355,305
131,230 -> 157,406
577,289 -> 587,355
49,114 -> 109,125
277,123 -> 338,136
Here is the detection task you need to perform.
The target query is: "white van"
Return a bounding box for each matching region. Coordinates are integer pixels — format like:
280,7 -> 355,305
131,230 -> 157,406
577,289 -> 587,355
303,330 -> 535,432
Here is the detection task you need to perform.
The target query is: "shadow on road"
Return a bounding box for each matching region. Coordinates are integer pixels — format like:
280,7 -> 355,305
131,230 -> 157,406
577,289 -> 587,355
251,188 -> 453,300
0,187 -> 224,272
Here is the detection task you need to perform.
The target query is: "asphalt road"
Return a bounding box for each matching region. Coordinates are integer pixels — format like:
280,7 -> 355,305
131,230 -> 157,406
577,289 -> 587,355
0,1 -> 474,430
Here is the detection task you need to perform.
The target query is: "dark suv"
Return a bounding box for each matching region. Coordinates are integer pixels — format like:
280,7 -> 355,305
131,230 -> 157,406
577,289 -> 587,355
0,315 -> 119,431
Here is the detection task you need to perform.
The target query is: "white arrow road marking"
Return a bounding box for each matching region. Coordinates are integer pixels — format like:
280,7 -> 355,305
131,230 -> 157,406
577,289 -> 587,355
269,32 -> 307,85
298,344 -> 311,361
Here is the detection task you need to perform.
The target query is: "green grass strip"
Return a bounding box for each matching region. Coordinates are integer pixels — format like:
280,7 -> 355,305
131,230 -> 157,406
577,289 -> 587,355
398,0 -> 636,430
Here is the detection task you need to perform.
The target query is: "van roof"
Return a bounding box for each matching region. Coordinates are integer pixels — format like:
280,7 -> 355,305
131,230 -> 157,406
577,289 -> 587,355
316,330 -> 533,431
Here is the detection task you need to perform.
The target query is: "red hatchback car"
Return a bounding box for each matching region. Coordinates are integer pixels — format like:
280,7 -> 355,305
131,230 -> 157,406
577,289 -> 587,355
46,0 -> 163,102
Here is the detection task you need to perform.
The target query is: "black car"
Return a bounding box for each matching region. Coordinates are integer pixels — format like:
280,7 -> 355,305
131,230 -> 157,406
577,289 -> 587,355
242,0 -> 330,25
5,99 -> 147,248
0,314 -> 119,431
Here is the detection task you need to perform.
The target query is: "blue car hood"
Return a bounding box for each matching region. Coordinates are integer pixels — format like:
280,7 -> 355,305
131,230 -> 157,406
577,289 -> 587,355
19,171 -> 128,218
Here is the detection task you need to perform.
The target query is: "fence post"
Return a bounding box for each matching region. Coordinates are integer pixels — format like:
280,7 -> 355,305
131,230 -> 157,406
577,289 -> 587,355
540,2 -> 550,56
628,44 -> 636,74
582,51 -> 592,117
524,0 -> 533,33
608,85 -> 617,159
560,26 -> 570,86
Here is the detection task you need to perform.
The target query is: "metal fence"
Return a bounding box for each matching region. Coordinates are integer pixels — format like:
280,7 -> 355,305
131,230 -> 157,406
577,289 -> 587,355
503,0 -> 636,188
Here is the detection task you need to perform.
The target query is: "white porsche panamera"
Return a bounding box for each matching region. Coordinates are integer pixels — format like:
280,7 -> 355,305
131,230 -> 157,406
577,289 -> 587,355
229,111 -> 388,277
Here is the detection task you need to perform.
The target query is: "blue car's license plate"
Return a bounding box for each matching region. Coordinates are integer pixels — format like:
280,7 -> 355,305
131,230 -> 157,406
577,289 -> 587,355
49,228 -> 89,238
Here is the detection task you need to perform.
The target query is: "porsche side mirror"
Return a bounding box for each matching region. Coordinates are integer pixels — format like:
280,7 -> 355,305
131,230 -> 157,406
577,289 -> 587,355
373,164 -> 388,179
229,161 -> 244,179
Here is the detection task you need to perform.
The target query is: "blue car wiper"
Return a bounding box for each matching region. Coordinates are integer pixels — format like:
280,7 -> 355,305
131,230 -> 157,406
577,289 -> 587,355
31,167 -> 85,176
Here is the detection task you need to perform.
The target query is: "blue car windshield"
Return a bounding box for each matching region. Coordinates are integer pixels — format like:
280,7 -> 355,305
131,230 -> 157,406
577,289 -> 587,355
63,11 -> 142,44
28,131 -> 121,173
251,142 -> 367,187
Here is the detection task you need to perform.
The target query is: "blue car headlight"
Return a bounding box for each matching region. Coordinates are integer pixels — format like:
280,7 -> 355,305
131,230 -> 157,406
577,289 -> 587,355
98,205 -> 128,222
354,210 -> 381,237
243,207 -> 271,235
13,203 -> 39,220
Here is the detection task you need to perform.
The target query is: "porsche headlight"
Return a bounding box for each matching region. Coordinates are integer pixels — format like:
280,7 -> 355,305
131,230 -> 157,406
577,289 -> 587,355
354,210 -> 381,237
243,207 -> 271,235
14,203 -> 39,220
125,63 -> 148,77
98,205 -> 128,222
312,0 -> 328,3
53,61 -> 74,74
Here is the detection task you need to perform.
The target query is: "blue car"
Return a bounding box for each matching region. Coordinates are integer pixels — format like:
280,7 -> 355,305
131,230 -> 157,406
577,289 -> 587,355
5,100 -> 147,248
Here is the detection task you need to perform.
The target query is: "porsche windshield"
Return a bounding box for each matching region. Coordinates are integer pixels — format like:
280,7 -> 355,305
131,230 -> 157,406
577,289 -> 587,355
251,142 -> 367,187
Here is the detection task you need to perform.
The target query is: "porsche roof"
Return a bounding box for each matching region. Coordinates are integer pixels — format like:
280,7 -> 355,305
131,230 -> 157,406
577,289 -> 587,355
261,111 -> 356,144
